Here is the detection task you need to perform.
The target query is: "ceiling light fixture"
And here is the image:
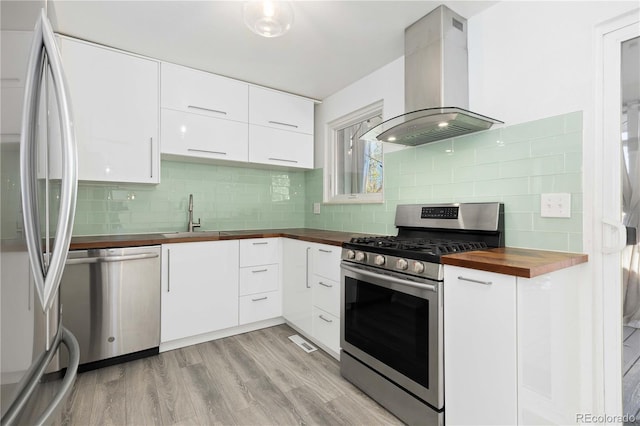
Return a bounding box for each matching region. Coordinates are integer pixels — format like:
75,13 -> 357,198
243,1 -> 294,38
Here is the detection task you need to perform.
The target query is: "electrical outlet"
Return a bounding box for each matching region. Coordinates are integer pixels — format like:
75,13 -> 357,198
313,202 -> 321,214
540,193 -> 571,218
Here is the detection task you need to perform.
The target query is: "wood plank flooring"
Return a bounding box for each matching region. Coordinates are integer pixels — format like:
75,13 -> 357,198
55,324 -> 403,425
623,326 -> 640,422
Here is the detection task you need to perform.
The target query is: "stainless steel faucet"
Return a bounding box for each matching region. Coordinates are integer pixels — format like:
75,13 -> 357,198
188,194 -> 201,232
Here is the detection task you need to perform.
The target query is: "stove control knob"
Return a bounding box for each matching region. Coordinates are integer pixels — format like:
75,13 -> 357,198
346,250 -> 355,260
396,258 -> 408,270
374,255 -> 385,266
413,262 -> 425,274
355,251 -> 366,262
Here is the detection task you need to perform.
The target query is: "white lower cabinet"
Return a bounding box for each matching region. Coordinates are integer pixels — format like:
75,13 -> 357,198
444,263 -> 588,426
282,239 -> 341,358
444,266 -> 517,426
161,241 -> 239,343
238,238 -> 282,325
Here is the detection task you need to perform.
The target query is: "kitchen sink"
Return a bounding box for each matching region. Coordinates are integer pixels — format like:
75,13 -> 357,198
161,231 -> 220,238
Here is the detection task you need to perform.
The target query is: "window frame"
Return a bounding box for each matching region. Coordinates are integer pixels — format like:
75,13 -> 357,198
324,100 -> 384,204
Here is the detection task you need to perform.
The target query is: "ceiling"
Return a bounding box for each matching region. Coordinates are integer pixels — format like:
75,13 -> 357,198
1,1 -> 498,100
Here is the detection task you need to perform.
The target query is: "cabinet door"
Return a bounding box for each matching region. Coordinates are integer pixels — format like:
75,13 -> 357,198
281,238 -> 313,336
443,265 -> 517,426
60,37 -> 159,183
161,62 -> 248,123
248,124 -> 313,169
161,241 -> 239,342
161,108 -> 248,162
249,86 -> 313,134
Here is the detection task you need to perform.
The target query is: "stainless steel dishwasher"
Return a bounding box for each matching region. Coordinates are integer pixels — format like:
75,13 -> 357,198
59,246 -> 161,369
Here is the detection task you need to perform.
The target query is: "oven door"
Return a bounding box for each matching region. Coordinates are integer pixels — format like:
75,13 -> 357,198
340,261 -> 443,409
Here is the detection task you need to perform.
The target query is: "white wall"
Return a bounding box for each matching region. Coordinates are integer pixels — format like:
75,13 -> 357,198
313,56 -> 404,168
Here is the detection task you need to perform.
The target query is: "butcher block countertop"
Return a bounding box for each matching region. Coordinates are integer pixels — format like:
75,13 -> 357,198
68,228 -> 370,250
441,247 -> 588,278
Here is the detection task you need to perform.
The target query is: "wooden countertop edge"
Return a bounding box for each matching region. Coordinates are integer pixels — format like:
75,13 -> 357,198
67,229 -> 359,250
441,249 -> 589,278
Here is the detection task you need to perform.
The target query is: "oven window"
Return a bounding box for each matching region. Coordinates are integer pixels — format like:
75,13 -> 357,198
344,276 -> 428,387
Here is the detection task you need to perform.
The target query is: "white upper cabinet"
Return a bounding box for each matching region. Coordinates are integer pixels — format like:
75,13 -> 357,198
161,63 -> 248,122
248,86 -> 314,169
249,86 -> 313,134
59,37 -> 159,183
160,63 -> 249,163
1,31 -> 33,144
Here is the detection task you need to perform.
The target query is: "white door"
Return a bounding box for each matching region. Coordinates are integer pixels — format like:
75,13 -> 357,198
601,14 -> 640,421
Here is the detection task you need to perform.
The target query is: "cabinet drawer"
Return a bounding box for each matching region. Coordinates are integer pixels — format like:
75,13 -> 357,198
239,264 -> 279,296
312,245 -> 341,282
239,238 -> 280,267
312,275 -> 339,317
160,108 -> 248,162
161,62 -> 248,122
239,290 -> 282,325
249,86 -> 313,135
312,307 -> 339,354
248,125 -> 313,169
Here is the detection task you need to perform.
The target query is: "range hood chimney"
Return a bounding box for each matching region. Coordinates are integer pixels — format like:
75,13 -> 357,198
361,5 -> 502,146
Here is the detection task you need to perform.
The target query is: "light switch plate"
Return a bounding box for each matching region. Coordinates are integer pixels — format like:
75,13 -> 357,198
313,202 -> 321,214
540,193 -> 571,218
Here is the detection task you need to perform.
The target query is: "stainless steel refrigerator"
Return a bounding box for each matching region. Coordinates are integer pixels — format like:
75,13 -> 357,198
1,8 -> 80,425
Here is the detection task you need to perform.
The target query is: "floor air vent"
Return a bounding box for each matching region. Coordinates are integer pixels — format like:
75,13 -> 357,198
288,334 -> 317,353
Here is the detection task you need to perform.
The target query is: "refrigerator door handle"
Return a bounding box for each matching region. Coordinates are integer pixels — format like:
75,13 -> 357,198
20,10 -> 78,313
0,326 -> 80,426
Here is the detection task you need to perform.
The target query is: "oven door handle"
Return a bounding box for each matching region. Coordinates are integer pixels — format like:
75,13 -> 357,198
341,263 -> 438,293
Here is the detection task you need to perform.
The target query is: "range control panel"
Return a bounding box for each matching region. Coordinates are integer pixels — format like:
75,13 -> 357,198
421,206 -> 459,219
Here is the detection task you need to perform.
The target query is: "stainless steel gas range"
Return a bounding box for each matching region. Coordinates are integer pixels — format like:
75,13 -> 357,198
340,202 -> 504,425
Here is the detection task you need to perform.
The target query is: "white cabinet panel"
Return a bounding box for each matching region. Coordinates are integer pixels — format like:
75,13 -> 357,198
444,265 -> 517,426
239,264 -> 279,296
311,276 -> 339,317
249,86 -> 313,134
161,62 -> 248,122
239,238 -> 280,267
60,37 -> 159,183
1,31 -> 33,144
312,245 -> 341,282
161,241 -> 239,343
239,290 -> 282,325
282,238 -> 313,336
160,108 -> 248,162
312,306 -> 339,354
248,124 -> 313,169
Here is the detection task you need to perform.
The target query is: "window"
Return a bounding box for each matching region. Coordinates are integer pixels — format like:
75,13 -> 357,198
325,101 -> 384,203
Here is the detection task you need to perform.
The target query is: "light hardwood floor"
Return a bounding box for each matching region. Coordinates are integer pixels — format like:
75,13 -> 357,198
623,326 -> 640,422
55,324 -> 403,426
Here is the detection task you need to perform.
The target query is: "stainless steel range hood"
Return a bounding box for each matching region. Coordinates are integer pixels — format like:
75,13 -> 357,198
361,5 -> 502,146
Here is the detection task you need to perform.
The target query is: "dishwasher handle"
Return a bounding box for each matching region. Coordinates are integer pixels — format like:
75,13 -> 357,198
65,252 -> 159,265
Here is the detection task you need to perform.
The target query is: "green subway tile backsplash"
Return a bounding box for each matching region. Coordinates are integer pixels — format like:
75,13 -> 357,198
305,111 -> 584,252
70,160 -> 307,235
1,111 -> 583,252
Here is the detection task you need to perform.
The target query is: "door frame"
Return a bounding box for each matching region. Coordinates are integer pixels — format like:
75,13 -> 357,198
596,9 -> 640,418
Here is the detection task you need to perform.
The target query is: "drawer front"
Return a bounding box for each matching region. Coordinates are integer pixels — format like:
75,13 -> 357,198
248,125 -> 313,169
311,275 -> 339,317
160,108 -> 248,162
312,244 -> 341,282
239,290 -> 282,325
239,264 -> 279,296
312,306 -> 339,354
249,86 -> 313,134
161,62 -> 248,122
239,238 -> 280,267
